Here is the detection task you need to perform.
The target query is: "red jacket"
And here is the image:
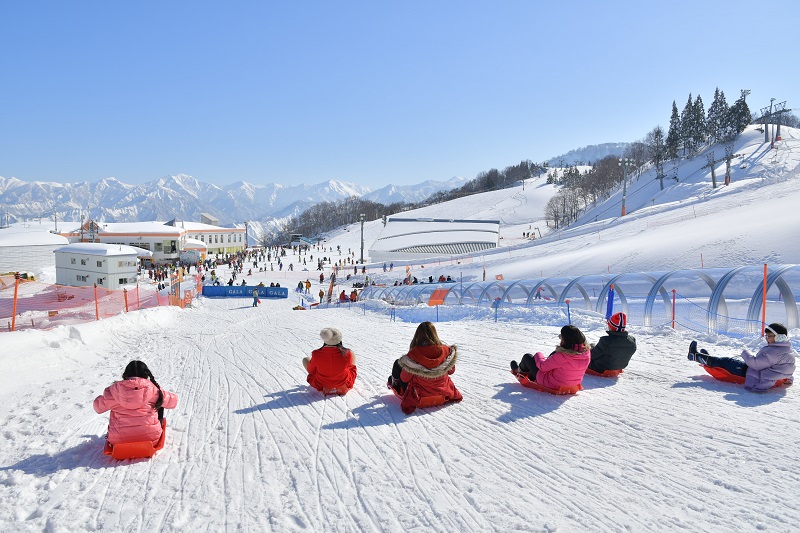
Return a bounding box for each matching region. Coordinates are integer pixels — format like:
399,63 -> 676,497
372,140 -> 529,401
398,344 -> 462,414
307,345 -> 357,394
533,345 -> 591,389
94,377 -> 178,445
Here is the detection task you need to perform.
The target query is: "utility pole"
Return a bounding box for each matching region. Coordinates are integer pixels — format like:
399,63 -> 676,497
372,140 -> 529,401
760,106 -> 771,143
618,158 -> 634,216
359,213 -> 366,264
704,149 -> 742,188
773,101 -> 791,142
769,98 -> 776,146
706,152 -> 718,188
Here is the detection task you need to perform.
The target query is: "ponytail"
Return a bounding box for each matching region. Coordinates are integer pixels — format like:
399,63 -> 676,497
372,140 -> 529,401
145,367 -> 165,411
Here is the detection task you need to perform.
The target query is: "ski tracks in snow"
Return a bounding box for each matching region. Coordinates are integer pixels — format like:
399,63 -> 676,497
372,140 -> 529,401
3,297 -> 800,531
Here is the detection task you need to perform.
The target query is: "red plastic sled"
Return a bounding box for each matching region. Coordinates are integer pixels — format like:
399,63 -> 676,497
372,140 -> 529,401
321,387 -> 350,396
388,383 -> 446,408
103,419 -> 167,460
512,371 -> 582,395
585,368 -> 623,378
701,365 -> 791,388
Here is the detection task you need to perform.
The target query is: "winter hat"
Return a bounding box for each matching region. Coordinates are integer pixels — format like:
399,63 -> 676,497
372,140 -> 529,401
320,327 -> 343,346
765,323 -> 789,343
560,325 -> 586,351
607,312 -> 627,332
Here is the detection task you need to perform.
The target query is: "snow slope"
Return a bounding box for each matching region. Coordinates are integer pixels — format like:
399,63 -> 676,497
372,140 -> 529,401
1,126 -> 799,532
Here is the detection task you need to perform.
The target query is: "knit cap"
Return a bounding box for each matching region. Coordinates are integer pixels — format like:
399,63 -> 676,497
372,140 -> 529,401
607,312 -> 627,332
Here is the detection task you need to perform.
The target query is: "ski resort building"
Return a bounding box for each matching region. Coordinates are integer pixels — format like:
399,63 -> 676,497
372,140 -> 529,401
0,223 -> 69,275
53,242 -> 152,289
60,220 -> 244,265
369,218 -> 500,263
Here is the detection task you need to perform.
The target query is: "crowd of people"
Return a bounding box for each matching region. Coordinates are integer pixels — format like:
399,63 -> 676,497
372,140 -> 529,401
95,314 -> 796,449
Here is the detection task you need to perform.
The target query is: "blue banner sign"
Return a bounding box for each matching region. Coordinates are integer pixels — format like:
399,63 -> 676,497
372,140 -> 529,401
202,285 -> 289,299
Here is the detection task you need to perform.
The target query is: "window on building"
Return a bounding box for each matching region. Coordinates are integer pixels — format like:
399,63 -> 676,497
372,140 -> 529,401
97,260 -> 103,267
70,258 -> 76,264
215,235 -> 218,244
119,278 -> 127,285
97,277 -> 104,285
77,274 -> 88,282
155,243 -> 163,252
80,259 -> 87,265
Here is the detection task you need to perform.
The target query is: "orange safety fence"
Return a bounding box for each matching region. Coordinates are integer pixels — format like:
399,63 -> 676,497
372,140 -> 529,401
0,274 -> 202,332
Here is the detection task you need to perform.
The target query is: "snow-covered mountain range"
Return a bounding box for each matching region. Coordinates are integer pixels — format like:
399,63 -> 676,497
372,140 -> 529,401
0,174 -> 467,227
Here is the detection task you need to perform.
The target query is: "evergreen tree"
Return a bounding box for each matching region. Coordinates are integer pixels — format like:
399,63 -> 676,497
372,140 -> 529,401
680,94 -> 695,154
706,88 -> 729,143
666,100 -> 681,159
692,94 -> 707,147
726,89 -> 752,138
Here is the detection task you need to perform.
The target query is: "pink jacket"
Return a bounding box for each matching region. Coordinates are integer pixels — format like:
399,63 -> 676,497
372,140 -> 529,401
534,346 -> 591,389
94,377 -> 178,445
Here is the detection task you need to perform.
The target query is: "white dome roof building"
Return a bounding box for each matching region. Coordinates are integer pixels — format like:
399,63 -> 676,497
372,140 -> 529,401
369,218 -> 500,263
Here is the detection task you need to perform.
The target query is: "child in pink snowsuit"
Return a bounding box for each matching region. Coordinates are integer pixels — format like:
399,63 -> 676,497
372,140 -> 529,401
510,325 -> 591,388
94,360 -> 178,445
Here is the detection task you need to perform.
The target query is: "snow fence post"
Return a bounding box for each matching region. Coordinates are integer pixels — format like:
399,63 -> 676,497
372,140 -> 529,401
605,285 -> 615,319
11,275 -> 20,332
124,288 -> 129,313
565,299 -> 571,324
94,284 -> 99,321
671,289 -> 676,329
761,264 -> 768,336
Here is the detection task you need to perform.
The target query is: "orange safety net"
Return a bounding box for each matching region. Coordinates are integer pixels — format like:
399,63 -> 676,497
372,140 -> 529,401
0,275 -> 201,332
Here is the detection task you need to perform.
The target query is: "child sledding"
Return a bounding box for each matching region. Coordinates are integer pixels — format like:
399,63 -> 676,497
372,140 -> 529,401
510,325 -> 591,395
585,312 -> 637,377
302,327 -> 358,395
94,360 -> 178,460
687,323 -> 795,391
387,322 -> 462,414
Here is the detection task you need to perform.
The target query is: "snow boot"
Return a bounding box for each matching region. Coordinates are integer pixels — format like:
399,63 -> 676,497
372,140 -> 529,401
510,360 -> 519,374
688,341 -> 698,359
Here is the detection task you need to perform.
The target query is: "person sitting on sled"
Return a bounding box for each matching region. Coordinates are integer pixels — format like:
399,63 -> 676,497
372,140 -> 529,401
388,321 -> 462,414
303,327 -> 357,394
510,325 -> 591,389
688,323 -> 795,392
93,360 -> 178,445
588,312 -> 637,374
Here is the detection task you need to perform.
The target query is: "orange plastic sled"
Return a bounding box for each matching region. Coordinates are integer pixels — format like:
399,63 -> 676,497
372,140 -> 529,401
103,419 -> 167,460
388,383 -> 446,408
701,365 -> 791,388
585,368 -> 624,378
512,371 -> 583,395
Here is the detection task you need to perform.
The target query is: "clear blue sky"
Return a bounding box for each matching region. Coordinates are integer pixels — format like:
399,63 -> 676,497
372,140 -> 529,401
1,1 -> 797,188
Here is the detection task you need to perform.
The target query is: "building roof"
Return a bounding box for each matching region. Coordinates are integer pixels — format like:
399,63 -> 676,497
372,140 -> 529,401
183,221 -> 244,232
0,224 -> 70,247
370,218 -> 500,254
54,242 -> 154,257
184,238 -> 208,250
